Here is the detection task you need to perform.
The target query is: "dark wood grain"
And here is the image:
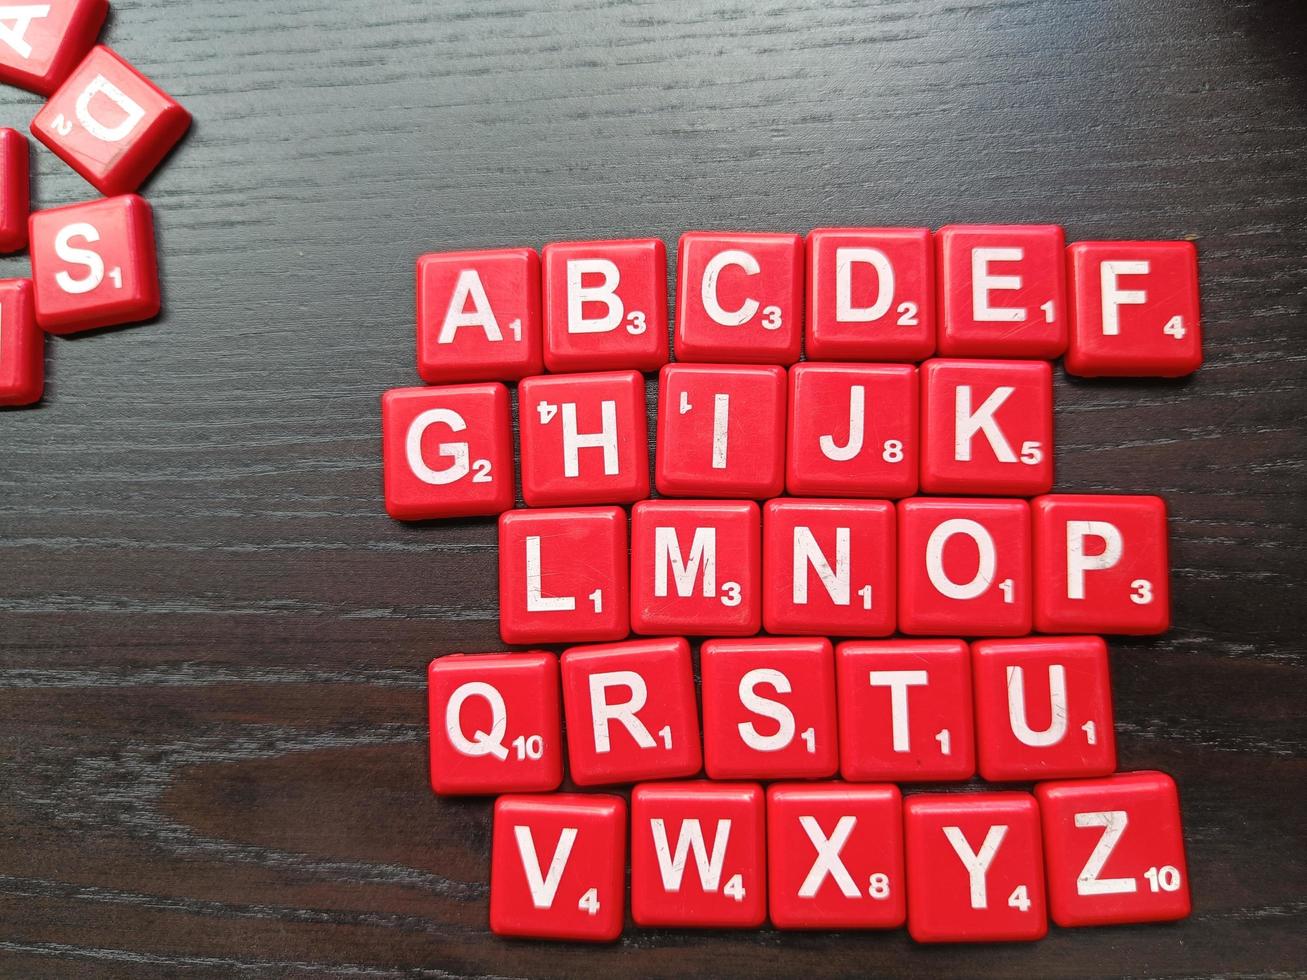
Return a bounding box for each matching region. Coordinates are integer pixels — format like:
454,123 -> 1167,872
1,0 -> 1305,975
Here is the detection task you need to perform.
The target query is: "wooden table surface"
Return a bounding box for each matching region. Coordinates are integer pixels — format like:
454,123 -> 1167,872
1,0 -> 1304,976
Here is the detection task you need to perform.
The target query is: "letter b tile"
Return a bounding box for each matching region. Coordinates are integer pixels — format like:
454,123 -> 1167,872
542,237 -> 668,372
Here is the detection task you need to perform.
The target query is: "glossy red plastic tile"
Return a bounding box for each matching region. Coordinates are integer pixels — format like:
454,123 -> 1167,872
29,193 -> 159,334
805,227 -> 935,361
0,0 -> 107,95
427,652 -> 562,795
936,224 -> 1067,358
656,363 -> 785,499
631,781 -> 766,928
380,383 -> 514,520
542,237 -> 668,372
786,362 -> 918,498
518,369 -> 649,506
762,499 -> 896,637
490,793 -> 626,942
920,358 -> 1053,496
972,636 -> 1115,782
0,279 -> 42,406
836,639 -> 975,782
674,231 -> 802,364
630,499 -> 761,636
1066,241 -> 1202,377
767,783 -> 905,930
898,497 -> 1032,636
498,507 -> 629,645
0,128 -> 29,253
904,792 -> 1047,943
1036,771 -> 1191,927
1033,494 -> 1170,635
561,637 -> 702,786
700,636 -> 838,780
32,45 -> 190,196
415,247 -> 542,383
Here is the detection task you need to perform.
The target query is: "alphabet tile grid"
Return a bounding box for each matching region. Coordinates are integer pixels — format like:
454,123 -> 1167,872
393,228 -> 1199,942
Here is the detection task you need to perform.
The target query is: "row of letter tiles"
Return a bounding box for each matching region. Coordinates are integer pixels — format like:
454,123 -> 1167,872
415,230 -> 1201,382
488,773 -> 1191,940
429,635 -> 1114,791
493,495 -> 1170,643
380,358 -> 1053,514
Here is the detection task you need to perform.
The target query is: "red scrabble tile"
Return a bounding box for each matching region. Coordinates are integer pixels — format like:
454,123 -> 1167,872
675,231 -> 802,364
380,383 -> 514,520
32,45 -> 191,196
972,636 -> 1115,782
920,358 -> 1053,496
786,362 -> 918,499
655,363 -> 786,499
904,792 -> 1048,943
1033,493 -> 1170,635
937,224 -> 1067,358
0,129 -> 29,253
806,227 -> 936,362
762,499 -> 896,637
542,237 -> 668,372
490,793 -> 626,942
1067,241 -> 1202,377
415,247 -> 542,384
561,637 -> 702,786
767,783 -> 905,930
518,369 -> 649,506
836,640 -> 975,782
499,507 -> 629,645
29,194 -> 159,334
630,499 -> 761,637
898,497 -> 1032,637
700,637 -> 838,780
0,279 -> 41,406
427,652 -> 562,795
1036,771 -> 1191,927
631,781 -> 766,928
0,0 -> 107,96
